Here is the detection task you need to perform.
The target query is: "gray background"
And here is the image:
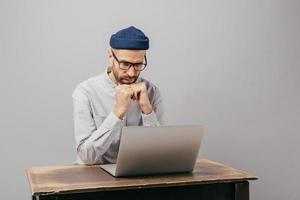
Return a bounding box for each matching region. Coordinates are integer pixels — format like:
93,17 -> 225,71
1,0 -> 299,199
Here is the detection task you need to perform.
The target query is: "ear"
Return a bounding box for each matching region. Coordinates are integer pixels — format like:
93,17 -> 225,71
108,49 -> 113,66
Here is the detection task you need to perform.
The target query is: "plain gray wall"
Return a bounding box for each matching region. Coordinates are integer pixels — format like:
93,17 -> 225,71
1,0 -> 299,199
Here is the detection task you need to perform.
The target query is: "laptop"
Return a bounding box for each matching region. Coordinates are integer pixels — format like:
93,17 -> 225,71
100,125 -> 204,177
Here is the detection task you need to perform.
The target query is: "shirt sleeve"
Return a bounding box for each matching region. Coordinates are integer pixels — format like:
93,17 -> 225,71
142,86 -> 164,126
72,86 -> 124,165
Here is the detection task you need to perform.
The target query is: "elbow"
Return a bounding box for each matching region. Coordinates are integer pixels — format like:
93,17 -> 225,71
77,144 -> 105,165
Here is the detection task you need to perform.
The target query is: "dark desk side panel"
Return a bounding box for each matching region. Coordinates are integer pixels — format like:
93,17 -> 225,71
37,182 -> 250,200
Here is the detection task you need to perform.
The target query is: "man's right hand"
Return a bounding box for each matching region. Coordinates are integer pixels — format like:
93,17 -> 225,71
113,85 -> 134,119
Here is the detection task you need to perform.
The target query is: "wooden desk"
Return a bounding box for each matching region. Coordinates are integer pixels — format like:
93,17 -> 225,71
26,159 -> 257,200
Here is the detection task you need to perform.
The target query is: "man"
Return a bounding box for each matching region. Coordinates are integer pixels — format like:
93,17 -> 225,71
72,26 -> 164,165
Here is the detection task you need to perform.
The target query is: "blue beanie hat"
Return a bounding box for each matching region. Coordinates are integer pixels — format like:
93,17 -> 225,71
109,26 -> 149,50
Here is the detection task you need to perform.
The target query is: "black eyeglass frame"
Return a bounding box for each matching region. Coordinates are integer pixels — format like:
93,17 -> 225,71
111,50 -> 147,71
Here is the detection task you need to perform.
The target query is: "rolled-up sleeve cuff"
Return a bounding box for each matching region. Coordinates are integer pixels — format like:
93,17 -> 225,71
142,110 -> 160,126
101,112 -> 124,130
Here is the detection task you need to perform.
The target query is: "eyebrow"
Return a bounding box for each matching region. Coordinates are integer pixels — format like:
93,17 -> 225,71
119,60 -> 144,64
112,51 -> 146,64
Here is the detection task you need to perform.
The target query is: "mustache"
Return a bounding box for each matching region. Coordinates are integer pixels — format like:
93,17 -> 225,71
119,76 -> 138,82
120,75 -> 138,79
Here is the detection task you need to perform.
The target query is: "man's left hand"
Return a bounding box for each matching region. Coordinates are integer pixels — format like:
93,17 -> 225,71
130,82 -> 153,114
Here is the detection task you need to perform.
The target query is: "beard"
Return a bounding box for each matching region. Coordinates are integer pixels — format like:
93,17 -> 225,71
111,63 -> 139,84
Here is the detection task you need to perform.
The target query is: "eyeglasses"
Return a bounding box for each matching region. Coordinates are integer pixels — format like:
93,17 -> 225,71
111,50 -> 147,71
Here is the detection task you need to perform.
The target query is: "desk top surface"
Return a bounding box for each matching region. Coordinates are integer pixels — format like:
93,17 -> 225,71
26,159 -> 257,196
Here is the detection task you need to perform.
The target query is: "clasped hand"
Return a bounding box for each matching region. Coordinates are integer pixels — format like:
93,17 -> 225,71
113,82 -> 152,119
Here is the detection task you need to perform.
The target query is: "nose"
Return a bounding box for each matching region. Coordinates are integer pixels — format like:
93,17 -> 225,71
127,66 -> 137,77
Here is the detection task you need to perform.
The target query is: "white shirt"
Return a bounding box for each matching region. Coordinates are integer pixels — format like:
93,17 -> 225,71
72,68 -> 164,164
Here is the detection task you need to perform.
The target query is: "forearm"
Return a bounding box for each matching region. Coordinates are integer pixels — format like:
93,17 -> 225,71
76,112 -> 123,164
141,110 -> 160,126
142,86 -> 164,126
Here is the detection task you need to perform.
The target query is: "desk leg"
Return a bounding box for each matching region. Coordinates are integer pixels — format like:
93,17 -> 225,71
235,181 -> 249,200
33,195 -> 57,200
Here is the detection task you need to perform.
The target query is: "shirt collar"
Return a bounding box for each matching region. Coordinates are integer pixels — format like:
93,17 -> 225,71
104,66 -> 117,88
